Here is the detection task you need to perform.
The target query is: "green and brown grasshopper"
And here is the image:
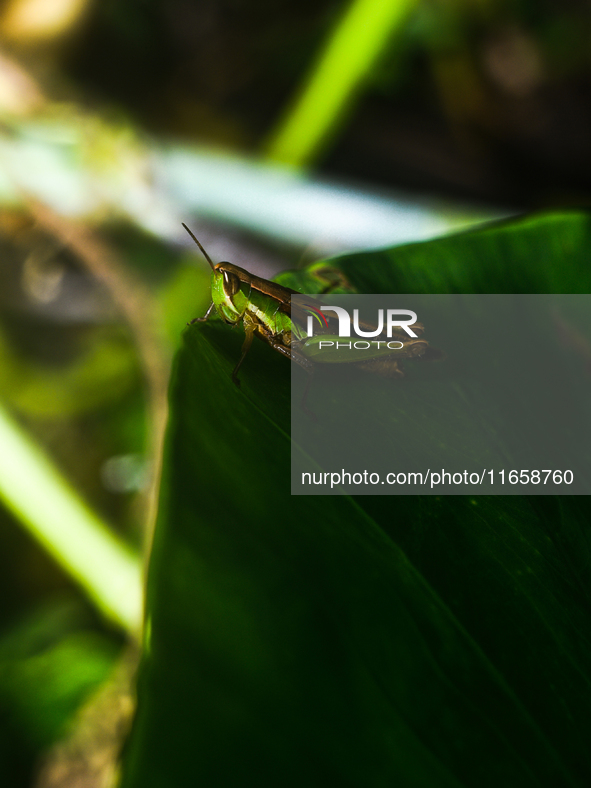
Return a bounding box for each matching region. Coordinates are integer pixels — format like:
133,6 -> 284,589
184,224 -> 440,384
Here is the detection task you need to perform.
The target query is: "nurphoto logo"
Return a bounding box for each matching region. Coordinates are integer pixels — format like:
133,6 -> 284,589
303,305 -> 419,338
301,304 -> 420,353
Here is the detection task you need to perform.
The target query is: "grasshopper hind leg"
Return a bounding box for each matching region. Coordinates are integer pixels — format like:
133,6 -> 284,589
264,334 -> 316,419
231,325 -> 256,387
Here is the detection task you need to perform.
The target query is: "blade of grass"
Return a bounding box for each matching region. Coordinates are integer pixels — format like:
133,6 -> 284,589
0,401 -> 142,634
265,0 -> 420,168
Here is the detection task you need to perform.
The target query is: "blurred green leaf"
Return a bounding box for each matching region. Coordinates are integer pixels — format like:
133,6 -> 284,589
0,601 -> 119,750
0,116 -> 506,253
121,211 -> 591,787
0,327 -> 139,418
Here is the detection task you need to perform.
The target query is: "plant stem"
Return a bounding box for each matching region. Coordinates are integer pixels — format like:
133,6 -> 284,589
0,402 -> 142,633
265,0 -> 419,168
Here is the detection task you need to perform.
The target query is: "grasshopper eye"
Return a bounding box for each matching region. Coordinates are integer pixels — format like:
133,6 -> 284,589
222,270 -> 240,297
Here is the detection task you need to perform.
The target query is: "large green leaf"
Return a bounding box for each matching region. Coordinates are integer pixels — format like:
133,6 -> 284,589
120,212 -> 591,788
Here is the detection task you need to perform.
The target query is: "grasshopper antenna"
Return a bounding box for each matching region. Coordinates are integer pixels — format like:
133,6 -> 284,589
182,223 -> 215,270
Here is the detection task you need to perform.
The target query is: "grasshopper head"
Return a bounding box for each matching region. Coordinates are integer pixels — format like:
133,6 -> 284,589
182,223 -> 249,325
212,262 -> 252,324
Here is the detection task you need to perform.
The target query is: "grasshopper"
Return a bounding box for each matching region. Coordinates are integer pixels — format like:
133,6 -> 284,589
183,224 -> 439,385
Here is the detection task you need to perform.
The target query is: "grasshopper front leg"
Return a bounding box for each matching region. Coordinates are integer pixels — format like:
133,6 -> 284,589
189,302 -> 215,325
